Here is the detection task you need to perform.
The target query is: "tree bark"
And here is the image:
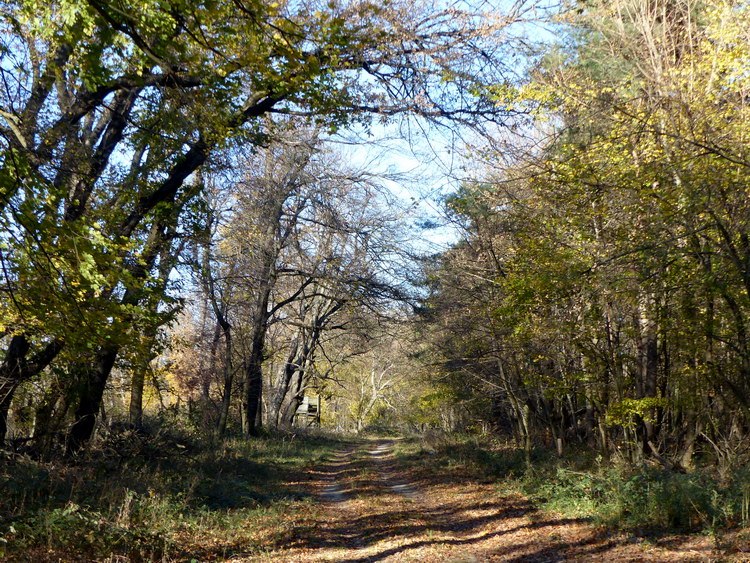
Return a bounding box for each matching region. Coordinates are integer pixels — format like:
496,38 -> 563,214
270,336 -> 301,428
216,326 -> 233,438
129,365 -> 146,429
637,295 -> 659,449
241,289 -> 271,436
67,346 -> 119,454
0,335 -> 30,443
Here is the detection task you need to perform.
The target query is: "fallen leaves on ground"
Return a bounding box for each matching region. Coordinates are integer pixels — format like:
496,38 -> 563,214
238,439 -> 748,562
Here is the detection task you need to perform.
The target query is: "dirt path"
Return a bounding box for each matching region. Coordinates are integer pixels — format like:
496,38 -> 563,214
258,440 -> 732,562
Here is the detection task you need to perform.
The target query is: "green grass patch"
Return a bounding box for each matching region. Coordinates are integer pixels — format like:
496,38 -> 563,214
519,463 -> 750,533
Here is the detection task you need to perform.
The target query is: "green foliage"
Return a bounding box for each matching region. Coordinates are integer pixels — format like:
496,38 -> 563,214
6,501 -> 171,560
521,464 -> 750,533
605,397 -> 671,428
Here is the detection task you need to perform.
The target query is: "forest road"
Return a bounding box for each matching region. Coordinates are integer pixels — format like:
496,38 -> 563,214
264,439 -> 724,562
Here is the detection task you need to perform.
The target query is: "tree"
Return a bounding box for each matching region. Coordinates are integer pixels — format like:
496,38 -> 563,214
0,0 -> 528,449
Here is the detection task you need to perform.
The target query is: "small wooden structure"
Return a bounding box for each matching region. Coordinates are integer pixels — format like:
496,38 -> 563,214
293,395 -> 321,427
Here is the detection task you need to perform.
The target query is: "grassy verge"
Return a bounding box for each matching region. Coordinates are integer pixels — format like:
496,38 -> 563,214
394,433 -> 750,537
0,429 -> 344,561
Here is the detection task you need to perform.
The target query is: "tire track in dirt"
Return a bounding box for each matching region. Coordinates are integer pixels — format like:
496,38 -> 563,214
368,441 -> 421,501
319,444 -> 360,503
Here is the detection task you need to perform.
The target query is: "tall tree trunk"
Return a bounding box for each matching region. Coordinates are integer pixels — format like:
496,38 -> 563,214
270,336 -> 301,428
242,289 -> 270,436
271,311 -> 328,428
216,327 -> 233,437
129,365 -> 146,429
242,352 -> 264,436
31,388 -> 63,458
285,369 -> 306,426
678,411 -> 701,470
637,295 -> 659,451
522,402 -> 532,467
67,345 -> 119,454
0,335 -> 31,443
239,189 -> 285,436
0,383 -> 17,446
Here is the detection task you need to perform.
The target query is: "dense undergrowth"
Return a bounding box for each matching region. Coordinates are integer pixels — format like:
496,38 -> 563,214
396,434 -> 750,538
0,427 -> 343,561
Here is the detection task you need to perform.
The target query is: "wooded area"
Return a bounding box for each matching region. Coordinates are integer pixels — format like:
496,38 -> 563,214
424,0 -> 750,474
0,0 -> 518,452
1,0 -> 750,559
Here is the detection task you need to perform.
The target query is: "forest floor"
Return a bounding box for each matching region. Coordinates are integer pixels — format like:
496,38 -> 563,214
4,433 -> 750,561
249,438 -> 746,563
